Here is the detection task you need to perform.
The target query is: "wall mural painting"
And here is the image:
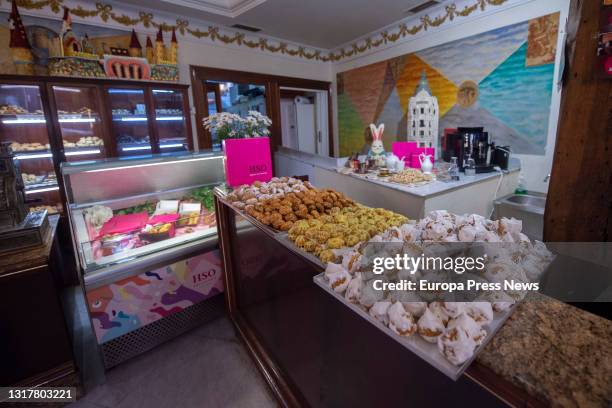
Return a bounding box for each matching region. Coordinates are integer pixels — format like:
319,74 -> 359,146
0,3 -> 179,81
86,250 -> 224,343
337,12 -> 560,157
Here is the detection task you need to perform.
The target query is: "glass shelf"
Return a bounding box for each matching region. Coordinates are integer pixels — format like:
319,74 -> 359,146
0,83 -> 62,213
153,89 -> 189,153
52,85 -> 107,162
107,87 -> 153,157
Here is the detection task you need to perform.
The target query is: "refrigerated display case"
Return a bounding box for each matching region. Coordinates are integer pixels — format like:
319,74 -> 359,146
50,84 -> 110,162
0,82 -> 62,214
152,88 -> 191,153
62,152 -> 226,368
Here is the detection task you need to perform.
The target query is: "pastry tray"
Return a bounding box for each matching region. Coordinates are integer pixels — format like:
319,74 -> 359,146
313,273 -> 516,381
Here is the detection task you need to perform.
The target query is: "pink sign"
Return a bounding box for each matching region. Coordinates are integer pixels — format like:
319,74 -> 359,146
223,137 -> 272,187
392,141 -> 417,163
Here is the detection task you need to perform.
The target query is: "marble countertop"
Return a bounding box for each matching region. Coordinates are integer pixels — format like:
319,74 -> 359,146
477,293 -> 612,407
275,147 -> 520,199
338,165 -> 519,198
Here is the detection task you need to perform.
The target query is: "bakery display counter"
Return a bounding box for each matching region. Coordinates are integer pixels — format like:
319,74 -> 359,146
215,186 -> 611,407
62,152 -> 227,369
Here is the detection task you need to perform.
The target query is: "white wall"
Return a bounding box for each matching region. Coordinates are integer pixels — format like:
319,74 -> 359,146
330,0 -> 570,193
139,33 -> 333,150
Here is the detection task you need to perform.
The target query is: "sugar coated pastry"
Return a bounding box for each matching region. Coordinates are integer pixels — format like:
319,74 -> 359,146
437,326 -> 476,365
388,302 -> 417,336
386,290 -> 427,317
440,302 -> 465,319
345,273 -> 364,303
341,250 -> 363,274
369,301 -> 392,325
417,308 -> 445,343
398,223 -> 422,242
447,313 -> 487,345
478,291 -> 515,313
324,263 -> 351,293
359,278 -> 385,309
464,302 -> 494,326
428,301 -> 451,325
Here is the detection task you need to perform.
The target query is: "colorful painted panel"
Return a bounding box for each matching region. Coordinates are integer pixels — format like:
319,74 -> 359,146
86,250 -> 224,343
337,12 -> 560,157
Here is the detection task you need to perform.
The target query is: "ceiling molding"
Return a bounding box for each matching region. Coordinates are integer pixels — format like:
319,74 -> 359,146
1,0 -> 521,62
157,0 -> 267,18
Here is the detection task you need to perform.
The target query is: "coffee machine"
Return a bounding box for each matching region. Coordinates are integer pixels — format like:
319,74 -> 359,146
442,127 -> 494,173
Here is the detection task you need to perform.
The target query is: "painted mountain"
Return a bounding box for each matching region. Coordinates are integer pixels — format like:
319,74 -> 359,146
337,12 -> 560,156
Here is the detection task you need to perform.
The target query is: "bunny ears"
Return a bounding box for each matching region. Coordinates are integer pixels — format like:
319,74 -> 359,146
369,123 -> 384,141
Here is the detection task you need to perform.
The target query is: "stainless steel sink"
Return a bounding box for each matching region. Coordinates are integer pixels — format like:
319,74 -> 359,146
494,192 -> 546,241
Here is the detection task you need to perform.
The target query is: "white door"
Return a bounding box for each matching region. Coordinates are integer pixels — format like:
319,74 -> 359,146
280,99 -> 298,149
296,104 -> 316,154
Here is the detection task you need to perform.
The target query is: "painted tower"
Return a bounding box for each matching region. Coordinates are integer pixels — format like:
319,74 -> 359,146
169,28 -> 178,64
154,27 -> 165,64
145,36 -> 154,64
128,29 -> 142,58
61,7 -> 81,57
8,0 -> 34,75
408,71 -> 439,149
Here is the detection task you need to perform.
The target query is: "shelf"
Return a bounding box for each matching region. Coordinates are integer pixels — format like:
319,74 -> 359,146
1,114 -> 98,124
112,115 -> 184,122
14,147 -> 103,160
24,182 -> 59,194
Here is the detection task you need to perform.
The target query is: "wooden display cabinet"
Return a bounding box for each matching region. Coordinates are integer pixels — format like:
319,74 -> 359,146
0,75 -> 193,212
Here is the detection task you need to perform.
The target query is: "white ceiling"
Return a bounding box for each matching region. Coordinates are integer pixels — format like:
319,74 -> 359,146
112,0 -> 438,49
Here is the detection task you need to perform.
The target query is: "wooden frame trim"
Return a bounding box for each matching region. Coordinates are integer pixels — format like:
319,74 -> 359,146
189,65 -> 334,156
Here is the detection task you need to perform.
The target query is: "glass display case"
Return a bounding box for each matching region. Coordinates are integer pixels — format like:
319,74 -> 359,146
0,82 -> 61,214
61,152 -> 225,285
152,88 -> 190,153
106,87 -> 154,157
50,84 -> 109,162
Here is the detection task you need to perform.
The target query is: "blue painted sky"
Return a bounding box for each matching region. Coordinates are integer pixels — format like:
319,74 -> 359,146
416,22 -> 528,86
478,42 -> 554,150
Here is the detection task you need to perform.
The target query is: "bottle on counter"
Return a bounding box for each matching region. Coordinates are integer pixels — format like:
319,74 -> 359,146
515,173 -> 528,195
465,154 -> 476,177
449,157 -> 460,181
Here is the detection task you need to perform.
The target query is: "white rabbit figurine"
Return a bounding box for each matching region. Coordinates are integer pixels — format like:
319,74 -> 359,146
368,123 -> 386,166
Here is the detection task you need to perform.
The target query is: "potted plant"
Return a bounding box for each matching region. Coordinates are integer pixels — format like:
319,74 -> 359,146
202,110 -> 271,140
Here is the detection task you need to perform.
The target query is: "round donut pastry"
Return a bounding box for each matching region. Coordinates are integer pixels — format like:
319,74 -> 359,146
447,313 -> 487,345
398,223 -> 422,242
369,301 -> 392,325
345,273 -> 364,303
417,307 -> 445,343
437,325 -> 476,366
464,302 -> 494,326
324,263 -> 351,293
388,302 -> 417,336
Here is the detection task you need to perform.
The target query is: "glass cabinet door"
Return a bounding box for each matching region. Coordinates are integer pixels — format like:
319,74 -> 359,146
152,88 -> 190,153
0,83 -> 62,214
51,85 -> 107,162
106,87 -> 153,156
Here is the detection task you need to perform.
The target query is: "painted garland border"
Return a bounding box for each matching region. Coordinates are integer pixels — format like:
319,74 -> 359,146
6,0 -> 508,62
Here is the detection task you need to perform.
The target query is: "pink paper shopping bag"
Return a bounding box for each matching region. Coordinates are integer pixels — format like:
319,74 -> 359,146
223,137 -> 272,187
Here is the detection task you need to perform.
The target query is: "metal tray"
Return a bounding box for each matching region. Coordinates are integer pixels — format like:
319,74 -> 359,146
313,273 -> 516,381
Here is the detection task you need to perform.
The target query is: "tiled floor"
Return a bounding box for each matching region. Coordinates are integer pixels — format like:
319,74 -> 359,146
69,317 -> 277,408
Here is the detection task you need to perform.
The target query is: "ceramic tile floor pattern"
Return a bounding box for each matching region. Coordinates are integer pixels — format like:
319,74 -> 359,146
69,317 -> 277,408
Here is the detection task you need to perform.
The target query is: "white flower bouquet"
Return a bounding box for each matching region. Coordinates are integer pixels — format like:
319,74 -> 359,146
202,110 -> 271,140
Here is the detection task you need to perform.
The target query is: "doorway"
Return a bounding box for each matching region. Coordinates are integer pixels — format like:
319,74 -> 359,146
279,87 -> 329,156
190,66 -> 333,156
